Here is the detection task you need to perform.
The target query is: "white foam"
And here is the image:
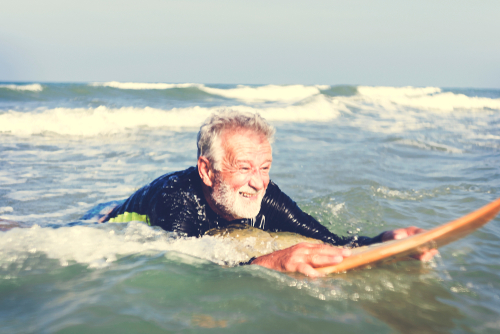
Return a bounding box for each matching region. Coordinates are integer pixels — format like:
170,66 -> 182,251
0,96 -> 342,136
335,88 -> 500,136
90,82 -> 201,90
375,186 -> 419,200
90,82 -> 329,103
0,175 -> 27,185
0,222 -> 250,269
326,202 -> 345,217
200,84 -> 326,103
0,207 -> 14,214
357,86 -> 500,112
0,84 -> 43,92
0,106 -> 204,136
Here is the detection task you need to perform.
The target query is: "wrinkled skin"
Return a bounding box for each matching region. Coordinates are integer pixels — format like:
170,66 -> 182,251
199,128 -> 272,221
199,128 -> 437,277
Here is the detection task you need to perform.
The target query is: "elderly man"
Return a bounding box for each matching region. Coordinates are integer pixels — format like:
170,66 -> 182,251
104,110 -> 436,277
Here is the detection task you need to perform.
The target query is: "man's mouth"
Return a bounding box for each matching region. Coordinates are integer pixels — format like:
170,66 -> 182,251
239,191 -> 260,199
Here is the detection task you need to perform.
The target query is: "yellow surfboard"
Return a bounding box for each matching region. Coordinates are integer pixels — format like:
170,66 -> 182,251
316,197 -> 500,274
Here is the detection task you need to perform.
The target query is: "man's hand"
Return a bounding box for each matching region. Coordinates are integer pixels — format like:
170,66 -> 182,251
250,243 -> 351,278
381,226 -> 438,261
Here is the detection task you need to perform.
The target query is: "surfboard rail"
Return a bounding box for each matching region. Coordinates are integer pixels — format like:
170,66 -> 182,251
317,197 -> 500,274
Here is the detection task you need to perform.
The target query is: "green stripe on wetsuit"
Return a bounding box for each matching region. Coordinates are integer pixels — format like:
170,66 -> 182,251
108,212 -> 151,225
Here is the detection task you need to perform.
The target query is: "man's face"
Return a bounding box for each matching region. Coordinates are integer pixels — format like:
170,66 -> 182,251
210,129 -> 273,220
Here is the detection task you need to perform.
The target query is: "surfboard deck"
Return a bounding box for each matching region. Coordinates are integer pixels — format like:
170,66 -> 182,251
316,197 -> 500,274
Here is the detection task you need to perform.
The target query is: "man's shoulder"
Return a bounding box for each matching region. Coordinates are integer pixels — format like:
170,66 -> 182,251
130,166 -> 202,211
261,179 -> 291,210
137,166 -> 200,203
263,180 -> 283,198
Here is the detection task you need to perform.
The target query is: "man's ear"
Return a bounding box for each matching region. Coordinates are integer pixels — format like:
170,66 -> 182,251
198,156 -> 214,187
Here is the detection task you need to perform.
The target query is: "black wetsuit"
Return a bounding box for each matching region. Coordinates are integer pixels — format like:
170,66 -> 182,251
105,167 -> 382,247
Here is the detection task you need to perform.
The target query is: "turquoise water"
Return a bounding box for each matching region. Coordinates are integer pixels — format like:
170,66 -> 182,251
1,83 -> 499,333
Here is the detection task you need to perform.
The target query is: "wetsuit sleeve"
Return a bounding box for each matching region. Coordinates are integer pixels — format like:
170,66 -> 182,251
259,182 -> 382,247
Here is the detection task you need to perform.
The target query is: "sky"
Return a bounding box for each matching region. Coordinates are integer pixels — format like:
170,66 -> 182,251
1,0 -> 499,88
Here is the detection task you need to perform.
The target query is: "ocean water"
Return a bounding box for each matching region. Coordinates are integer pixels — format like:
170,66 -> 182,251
0,82 -> 499,333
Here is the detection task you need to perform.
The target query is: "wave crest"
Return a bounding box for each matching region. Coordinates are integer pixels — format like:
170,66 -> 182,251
89,82 -> 329,103
0,96 -> 342,136
0,84 -> 43,92
0,222 -> 250,269
201,84 -> 329,103
357,86 -> 500,111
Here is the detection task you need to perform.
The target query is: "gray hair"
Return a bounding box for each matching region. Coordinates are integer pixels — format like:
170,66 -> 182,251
197,110 -> 275,171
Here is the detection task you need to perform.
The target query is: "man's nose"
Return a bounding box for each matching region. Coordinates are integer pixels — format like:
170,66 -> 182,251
248,169 -> 266,190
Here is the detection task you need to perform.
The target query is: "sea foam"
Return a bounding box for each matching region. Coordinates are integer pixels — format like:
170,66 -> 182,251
0,95 -> 342,136
200,84 -> 329,103
357,86 -> 500,111
0,84 -> 43,92
90,82 -> 329,103
0,222 -> 250,269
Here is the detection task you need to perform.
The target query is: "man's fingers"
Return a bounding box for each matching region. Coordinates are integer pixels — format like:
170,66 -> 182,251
413,249 -> 439,261
394,230 -> 408,239
381,227 -> 438,262
298,243 -> 352,257
296,263 -> 323,278
310,254 -> 344,267
389,228 -> 409,240
405,226 -> 425,236
382,226 -> 427,241
251,243 -> 352,275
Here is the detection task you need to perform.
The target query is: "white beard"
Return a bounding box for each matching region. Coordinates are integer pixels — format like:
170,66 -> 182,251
211,174 -> 265,219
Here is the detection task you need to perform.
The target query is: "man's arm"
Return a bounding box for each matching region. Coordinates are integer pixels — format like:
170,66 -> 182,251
248,227 -> 437,277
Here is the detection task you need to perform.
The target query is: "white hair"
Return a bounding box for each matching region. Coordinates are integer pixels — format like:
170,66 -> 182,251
197,110 -> 275,171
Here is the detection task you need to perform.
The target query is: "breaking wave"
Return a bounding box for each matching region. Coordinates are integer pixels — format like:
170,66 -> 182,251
0,83 -> 43,92
357,86 -> 500,111
0,95 -> 342,136
0,222 -> 250,269
1,84 -> 499,137
90,82 -> 329,103
200,84 -> 329,103
86,83 -> 500,109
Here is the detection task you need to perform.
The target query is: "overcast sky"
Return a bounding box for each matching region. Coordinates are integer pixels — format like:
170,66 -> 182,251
1,0 -> 499,87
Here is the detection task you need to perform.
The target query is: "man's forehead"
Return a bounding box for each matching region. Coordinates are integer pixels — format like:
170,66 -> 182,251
221,128 -> 272,157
